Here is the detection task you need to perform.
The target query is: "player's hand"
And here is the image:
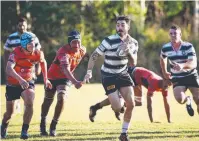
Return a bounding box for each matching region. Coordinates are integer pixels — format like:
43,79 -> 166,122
173,63 -> 183,71
74,81 -> 82,89
19,79 -> 29,89
163,72 -> 172,80
83,70 -> 92,83
45,79 -> 52,89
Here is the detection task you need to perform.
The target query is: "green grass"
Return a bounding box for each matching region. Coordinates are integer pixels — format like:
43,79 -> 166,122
1,84 -> 199,141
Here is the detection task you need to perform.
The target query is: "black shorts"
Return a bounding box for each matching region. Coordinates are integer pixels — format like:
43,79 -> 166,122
5,82 -> 35,101
46,79 -> 72,92
101,71 -> 134,95
171,73 -> 199,88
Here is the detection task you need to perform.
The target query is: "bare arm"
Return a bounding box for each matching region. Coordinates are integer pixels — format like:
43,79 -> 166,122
6,61 -> 23,82
4,50 -> 11,73
147,94 -> 153,123
87,50 -> 102,71
39,51 -> 52,89
6,61 -> 29,89
128,53 -> 137,66
160,57 -> 171,79
163,95 -> 171,123
83,50 -> 102,83
60,64 -> 78,84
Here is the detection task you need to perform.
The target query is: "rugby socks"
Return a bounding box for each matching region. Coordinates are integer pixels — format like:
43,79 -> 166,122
50,119 -> 58,130
94,103 -> 102,110
1,122 -> 8,129
121,121 -> 130,133
186,96 -> 191,105
22,123 -> 29,132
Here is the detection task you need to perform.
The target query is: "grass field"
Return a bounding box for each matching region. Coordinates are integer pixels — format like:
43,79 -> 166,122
1,84 -> 199,141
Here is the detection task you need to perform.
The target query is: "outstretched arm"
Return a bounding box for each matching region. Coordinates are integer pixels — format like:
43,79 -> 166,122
39,51 -> 52,89
147,93 -> 153,123
162,93 -> 171,123
160,57 -> 171,79
84,50 -> 102,83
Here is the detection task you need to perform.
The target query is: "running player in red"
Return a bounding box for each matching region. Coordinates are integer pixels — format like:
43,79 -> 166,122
1,32 -> 52,139
89,66 -> 172,123
40,30 -> 86,136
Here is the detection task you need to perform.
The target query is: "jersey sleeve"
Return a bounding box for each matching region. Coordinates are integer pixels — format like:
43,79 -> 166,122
4,38 -> 13,52
8,52 -> 17,63
96,38 -> 110,55
187,44 -> 196,60
160,47 -> 167,59
34,36 -> 41,50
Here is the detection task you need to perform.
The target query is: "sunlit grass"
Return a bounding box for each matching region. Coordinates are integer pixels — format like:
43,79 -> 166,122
1,84 -> 199,141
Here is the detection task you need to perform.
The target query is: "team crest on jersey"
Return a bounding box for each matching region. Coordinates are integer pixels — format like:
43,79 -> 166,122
181,50 -> 186,55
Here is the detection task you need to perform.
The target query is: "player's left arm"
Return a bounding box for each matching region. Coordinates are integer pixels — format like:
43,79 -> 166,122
39,51 -> 52,89
128,42 -> 138,66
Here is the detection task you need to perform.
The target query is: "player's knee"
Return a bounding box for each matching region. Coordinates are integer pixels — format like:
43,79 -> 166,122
112,105 -> 123,113
125,101 -> 134,110
135,101 -> 142,106
57,91 -> 67,103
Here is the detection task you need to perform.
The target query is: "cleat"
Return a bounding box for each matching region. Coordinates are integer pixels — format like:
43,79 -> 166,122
89,106 -> 97,122
1,125 -> 7,139
120,106 -> 125,113
20,131 -> 29,140
186,96 -> 194,116
119,133 -> 130,141
115,112 -> 121,121
49,129 -> 56,136
40,122 -> 48,136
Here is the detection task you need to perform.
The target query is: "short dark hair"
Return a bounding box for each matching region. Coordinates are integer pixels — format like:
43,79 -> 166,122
18,16 -> 27,23
170,25 -> 181,31
116,15 -> 131,25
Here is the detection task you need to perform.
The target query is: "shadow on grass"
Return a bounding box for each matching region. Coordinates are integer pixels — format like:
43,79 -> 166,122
2,129 -> 199,140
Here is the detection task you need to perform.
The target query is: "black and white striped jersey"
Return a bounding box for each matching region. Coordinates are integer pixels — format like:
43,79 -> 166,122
160,41 -> 197,78
96,34 -> 139,74
4,32 -> 41,52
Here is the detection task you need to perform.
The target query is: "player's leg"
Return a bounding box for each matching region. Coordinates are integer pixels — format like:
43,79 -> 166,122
119,86 -> 134,141
49,84 -> 69,136
89,98 -> 110,122
20,84 -> 35,139
189,87 -> 199,115
1,85 -> 21,138
173,86 -> 194,116
40,86 -> 56,136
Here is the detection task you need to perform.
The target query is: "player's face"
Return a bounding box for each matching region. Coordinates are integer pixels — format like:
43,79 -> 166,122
169,29 -> 181,43
116,20 -> 129,37
18,21 -> 27,34
70,39 -> 81,51
26,41 -> 35,53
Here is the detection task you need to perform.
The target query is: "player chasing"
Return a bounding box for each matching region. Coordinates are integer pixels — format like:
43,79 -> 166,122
1,32 -> 52,139
160,25 -> 199,117
89,66 -> 172,123
39,30 -> 86,137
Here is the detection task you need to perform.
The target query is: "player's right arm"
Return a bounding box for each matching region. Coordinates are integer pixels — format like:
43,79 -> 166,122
59,54 -> 82,89
6,54 -> 29,89
4,38 -> 13,73
160,49 -> 171,79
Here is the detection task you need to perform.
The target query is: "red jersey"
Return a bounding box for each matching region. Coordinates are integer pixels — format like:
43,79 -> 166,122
7,47 -> 42,85
132,67 -> 167,96
48,44 -> 86,80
